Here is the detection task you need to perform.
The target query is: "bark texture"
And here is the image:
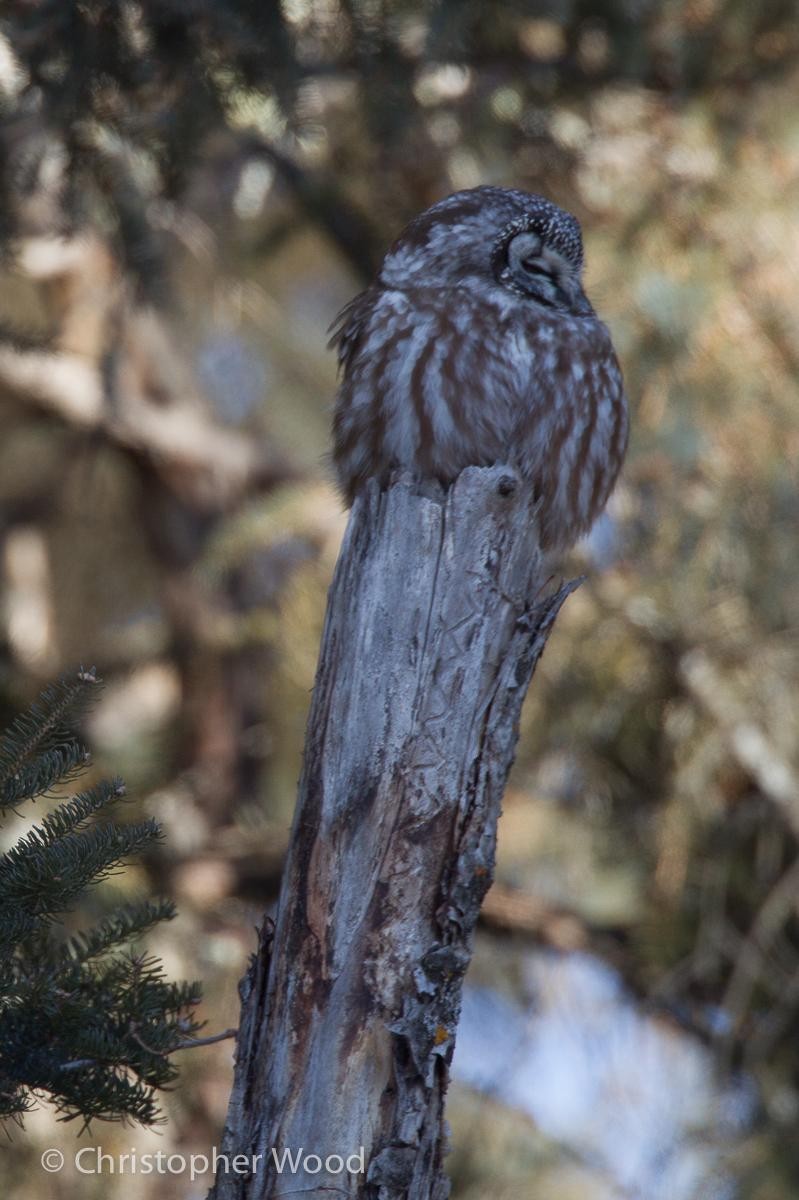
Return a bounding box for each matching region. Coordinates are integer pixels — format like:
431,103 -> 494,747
211,466 -> 579,1200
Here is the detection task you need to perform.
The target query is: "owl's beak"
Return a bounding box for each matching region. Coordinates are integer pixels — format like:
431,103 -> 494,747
572,282 -> 594,317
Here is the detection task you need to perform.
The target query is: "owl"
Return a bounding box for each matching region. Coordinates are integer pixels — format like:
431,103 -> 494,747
330,186 -> 628,555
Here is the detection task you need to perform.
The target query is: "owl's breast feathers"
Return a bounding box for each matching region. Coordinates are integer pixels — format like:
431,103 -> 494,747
508,309 -> 628,549
331,284 -> 627,552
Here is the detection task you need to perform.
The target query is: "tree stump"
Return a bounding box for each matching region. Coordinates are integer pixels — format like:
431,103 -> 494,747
211,467 -> 579,1200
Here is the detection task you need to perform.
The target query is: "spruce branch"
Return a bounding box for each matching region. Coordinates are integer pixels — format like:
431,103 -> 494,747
0,816 -> 163,944
0,669 -> 99,806
60,900 -> 178,966
0,673 -> 204,1128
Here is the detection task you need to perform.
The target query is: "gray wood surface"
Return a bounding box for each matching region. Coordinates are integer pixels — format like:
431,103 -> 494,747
211,467 -> 578,1199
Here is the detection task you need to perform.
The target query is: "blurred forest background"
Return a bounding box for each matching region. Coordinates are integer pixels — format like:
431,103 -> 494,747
0,1 -> 798,1198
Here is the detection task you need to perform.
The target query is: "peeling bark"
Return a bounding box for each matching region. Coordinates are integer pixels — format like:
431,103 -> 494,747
211,467 -> 579,1200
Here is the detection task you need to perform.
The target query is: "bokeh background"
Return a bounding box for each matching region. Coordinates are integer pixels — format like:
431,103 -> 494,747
1,2 -> 798,1197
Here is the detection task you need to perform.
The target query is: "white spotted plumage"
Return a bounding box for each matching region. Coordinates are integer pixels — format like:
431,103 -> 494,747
331,186 -> 628,554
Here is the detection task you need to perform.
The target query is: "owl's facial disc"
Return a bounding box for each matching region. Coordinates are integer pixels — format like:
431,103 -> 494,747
500,230 -> 591,315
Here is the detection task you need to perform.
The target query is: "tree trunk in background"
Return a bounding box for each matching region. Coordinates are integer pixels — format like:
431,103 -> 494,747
211,467 -> 579,1200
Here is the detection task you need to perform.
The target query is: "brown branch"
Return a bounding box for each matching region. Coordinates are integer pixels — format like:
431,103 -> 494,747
0,234 -> 298,510
481,881 -> 601,951
680,649 -> 799,836
0,336 -> 293,509
172,1029 -> 239,1051
130,1026 -> 239,1057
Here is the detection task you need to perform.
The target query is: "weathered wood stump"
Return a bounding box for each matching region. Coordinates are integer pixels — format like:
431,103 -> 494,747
211,467 -> 578,1200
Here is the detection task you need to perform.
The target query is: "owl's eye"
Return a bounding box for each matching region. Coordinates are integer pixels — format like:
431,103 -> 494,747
503,231 -> 564,306
505,232 -> 543,274
518,258 -> 553,280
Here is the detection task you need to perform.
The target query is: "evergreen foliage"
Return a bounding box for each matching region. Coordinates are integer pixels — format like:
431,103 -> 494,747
0,669 -> 202,1128
0,1 -> 309,299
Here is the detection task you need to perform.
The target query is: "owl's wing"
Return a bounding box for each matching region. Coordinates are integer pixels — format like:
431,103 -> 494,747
327,288 -> 379,375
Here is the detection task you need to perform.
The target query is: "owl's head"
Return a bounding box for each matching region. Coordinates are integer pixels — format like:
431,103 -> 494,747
380,186 -> 592,316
